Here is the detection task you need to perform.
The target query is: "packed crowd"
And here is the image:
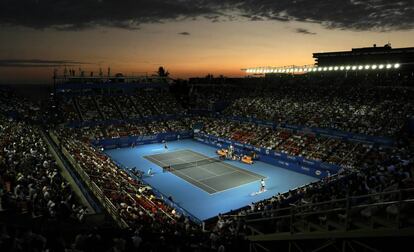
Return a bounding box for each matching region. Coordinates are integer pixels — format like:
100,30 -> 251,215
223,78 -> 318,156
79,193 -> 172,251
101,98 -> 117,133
58,89 -> 185,123
0,87 -> 42,122
199,117 -> 368,168
225,85 -> 414,137
58,119 -> 192,141
0,115 -> 85,222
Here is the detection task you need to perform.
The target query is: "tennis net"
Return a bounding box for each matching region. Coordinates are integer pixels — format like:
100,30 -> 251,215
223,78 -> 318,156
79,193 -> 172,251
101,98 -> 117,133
163,156 -> 222,172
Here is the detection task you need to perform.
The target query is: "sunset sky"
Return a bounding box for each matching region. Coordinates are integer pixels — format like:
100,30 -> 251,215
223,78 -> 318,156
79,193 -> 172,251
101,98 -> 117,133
0,0 -> 413,83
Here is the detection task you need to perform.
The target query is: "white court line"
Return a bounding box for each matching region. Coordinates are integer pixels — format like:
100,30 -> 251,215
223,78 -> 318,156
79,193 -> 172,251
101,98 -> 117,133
147,149 -> 265,194
180,149 -> 265,181
217,159 -> 264,179
147,155 -> 218,193
208,177 -> 265,195
184,150 -> 264,180
198,170 -> 238,182
175,156 -> 220,177
158,154 -> 237,190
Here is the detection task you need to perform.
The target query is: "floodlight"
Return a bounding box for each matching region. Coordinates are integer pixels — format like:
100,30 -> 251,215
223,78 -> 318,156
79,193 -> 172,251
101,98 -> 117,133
358,65 -> 363,70
372,65 -> 377,69
346,66 -> 351,70
340,66 -> 344,70
386,64 -> 392,69
323,67 -> 328,71
394,63 -> 400,68
379,64 -> 384,69
364,65 -> 370,70
328,67 -> 333,71
334,66 -> 339,71
352,66 -> 357,70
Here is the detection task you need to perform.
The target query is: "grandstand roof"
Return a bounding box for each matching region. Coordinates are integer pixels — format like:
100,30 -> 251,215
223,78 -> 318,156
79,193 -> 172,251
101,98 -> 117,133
313,44 -> 414,67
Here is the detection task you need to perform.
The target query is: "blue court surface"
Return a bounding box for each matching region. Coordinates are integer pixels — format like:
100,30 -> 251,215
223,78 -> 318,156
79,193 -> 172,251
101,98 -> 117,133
104,139 -> 318,221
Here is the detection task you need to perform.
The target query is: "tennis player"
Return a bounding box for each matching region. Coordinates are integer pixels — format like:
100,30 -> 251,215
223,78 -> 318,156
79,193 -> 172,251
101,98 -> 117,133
163,140 -> 168,149
147,167 -> 153,176
260,179 -> 266,193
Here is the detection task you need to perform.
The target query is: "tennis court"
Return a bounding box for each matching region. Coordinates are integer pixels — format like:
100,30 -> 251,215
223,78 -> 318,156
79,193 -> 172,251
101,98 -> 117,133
144,149 -> 266,194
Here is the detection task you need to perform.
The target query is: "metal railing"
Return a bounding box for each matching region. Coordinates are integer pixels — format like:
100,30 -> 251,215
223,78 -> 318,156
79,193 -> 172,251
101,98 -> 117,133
50,132 -> 129,228
241,188 -> 414,236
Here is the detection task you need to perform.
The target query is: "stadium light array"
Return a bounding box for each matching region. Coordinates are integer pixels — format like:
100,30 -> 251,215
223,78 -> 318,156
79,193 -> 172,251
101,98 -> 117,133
243,63 -> 401,74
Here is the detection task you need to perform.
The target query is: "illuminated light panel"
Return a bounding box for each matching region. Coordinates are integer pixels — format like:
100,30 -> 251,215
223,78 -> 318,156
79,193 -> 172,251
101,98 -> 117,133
244,63 -> 401,74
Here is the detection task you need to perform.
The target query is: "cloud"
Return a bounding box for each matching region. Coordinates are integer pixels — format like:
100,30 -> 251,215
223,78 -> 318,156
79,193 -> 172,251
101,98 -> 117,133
178,32 -> 191,35
0,1 -> 413,31
295,28 -> 316,35
0,59 -> 89,68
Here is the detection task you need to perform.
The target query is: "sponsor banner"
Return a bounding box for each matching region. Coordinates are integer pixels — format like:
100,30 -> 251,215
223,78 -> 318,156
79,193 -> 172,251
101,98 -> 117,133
93,131 -> 193,148
244,144 -> 254,150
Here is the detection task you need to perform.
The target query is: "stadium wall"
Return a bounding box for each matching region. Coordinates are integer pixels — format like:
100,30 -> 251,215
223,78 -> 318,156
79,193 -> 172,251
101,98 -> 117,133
91,131 -> 193,149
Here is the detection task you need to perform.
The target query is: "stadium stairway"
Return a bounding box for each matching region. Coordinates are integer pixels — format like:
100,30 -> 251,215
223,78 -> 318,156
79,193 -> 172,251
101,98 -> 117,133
92,96 -> 106,120
127,95 -> 144,118
41,129 -> 114,227
111,97 -> 125,120
47,130 -> 129,228
72,97 -> 85,122
244,189 -> 414,252
72,97 -> 85,121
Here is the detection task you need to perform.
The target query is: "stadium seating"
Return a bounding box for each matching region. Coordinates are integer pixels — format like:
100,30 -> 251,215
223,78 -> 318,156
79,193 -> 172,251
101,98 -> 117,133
0,75 -> 413,251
